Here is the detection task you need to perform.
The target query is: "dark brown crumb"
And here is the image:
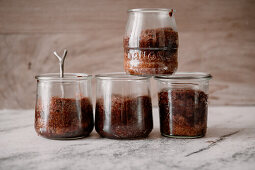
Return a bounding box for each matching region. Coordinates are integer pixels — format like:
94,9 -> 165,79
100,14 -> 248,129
169,9 -> 173,17
123,27 -> 178,75
35,97 -> 94,139
158,88 -> 208,137
95,95 -> 153,139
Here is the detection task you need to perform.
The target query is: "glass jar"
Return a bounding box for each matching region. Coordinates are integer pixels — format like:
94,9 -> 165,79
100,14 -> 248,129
95,72 -> 153,139
155,72 -> 212,138
35,73 -> 94,139
123,8 -> 178,75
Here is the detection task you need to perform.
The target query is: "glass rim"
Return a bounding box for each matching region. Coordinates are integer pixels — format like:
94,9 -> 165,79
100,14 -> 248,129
95,72 -> 151,80
154,72 -> 212,80
128,8 -> 176,13
35,73 -> 92,80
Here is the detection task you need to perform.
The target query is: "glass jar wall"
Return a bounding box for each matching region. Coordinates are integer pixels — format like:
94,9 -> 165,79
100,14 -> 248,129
35,73 -> 94,139
155,72 -> 212,138
123,8 -> 178,75
95,73 -> 153,139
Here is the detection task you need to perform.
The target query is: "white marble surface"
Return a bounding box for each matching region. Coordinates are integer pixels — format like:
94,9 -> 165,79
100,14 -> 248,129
0,107 -> 255,170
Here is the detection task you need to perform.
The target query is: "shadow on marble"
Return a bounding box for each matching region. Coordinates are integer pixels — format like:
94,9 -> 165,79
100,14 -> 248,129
86,127 -> 243,141
66,128 -> 164,141
34,127 -> 243,141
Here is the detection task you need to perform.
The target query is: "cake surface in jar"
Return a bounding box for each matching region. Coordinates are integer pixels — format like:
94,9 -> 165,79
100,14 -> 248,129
123,27 -> 178,75
158,88 -> 208,137
95,95 -> 153,139
35,97 -> 94,139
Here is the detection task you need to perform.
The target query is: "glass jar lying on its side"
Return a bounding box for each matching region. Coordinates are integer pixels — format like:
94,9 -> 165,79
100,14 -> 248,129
123,8 -> 178,75
35,73 -> 94,139
95,73 -> 153,139
155,72 -> 212,138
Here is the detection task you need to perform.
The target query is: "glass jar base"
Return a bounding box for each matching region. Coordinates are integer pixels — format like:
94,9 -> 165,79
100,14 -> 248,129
99,135 -> 150,140
161,133 -> 205,139
124,67 -> 176,76
38,134 -> 91,140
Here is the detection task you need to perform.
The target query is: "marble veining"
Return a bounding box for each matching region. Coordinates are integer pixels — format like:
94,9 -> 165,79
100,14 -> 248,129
185,130 -> 241,157
0,107 -> 255,170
